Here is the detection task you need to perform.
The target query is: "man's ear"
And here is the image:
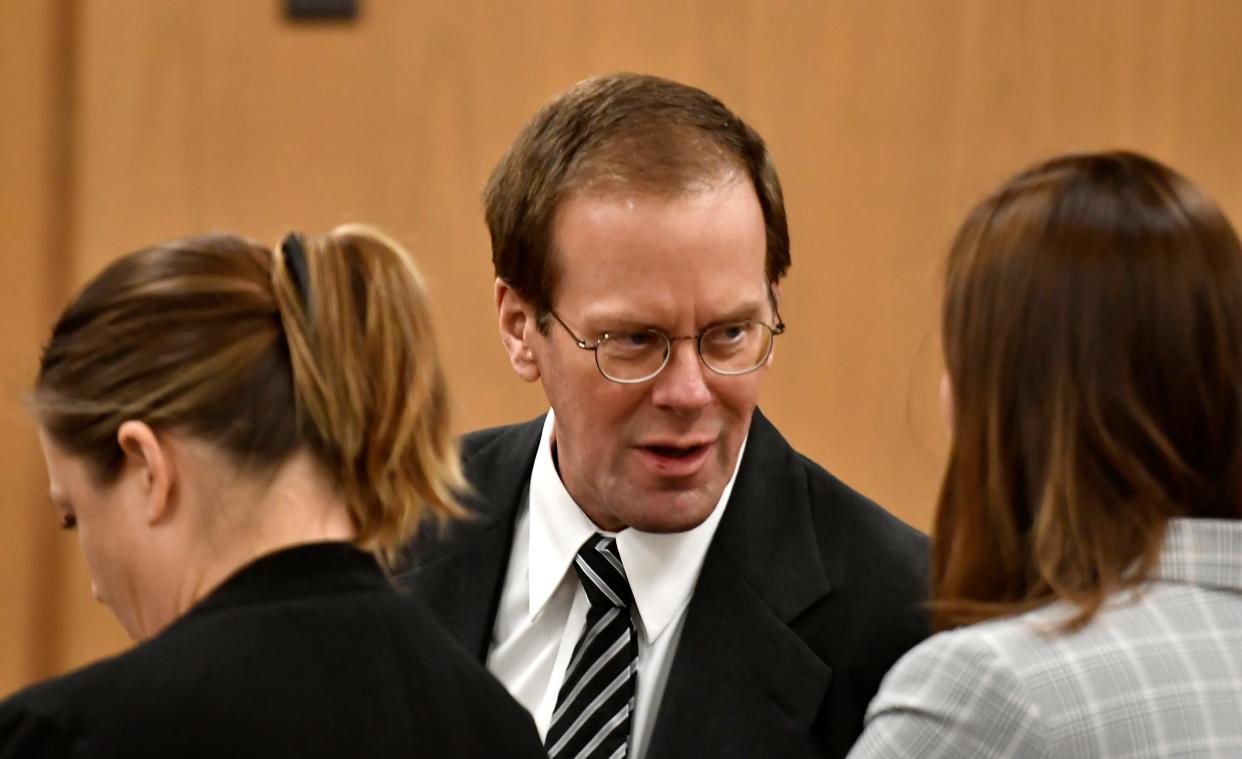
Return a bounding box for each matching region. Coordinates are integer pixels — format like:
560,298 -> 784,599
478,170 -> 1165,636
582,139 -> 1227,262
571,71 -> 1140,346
116,421 -> 173,526
495,278 -> 542,383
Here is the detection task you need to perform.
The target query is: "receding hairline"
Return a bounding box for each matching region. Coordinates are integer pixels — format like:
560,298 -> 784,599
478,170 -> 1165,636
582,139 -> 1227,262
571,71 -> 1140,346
536,170 -> 766,322
560,122 -> 749,198
562,161 -> 749,204
546,167 -> 758,269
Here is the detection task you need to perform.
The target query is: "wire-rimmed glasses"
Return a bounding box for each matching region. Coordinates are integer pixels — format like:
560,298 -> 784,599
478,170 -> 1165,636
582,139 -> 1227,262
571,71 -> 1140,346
548,309 -> 785,384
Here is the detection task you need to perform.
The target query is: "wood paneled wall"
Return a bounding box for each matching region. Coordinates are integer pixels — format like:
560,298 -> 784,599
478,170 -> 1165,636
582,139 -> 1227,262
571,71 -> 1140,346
0,0 -> 77,693
4,0 -> 1242,693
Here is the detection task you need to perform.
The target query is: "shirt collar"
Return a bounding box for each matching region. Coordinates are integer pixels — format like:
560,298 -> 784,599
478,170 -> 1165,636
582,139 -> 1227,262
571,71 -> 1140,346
1152,517 -> 1242,592
527,410 -> 745,644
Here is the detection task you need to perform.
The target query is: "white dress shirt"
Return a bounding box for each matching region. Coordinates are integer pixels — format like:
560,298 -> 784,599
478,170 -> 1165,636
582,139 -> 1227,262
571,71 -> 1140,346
487,411 -> 745,759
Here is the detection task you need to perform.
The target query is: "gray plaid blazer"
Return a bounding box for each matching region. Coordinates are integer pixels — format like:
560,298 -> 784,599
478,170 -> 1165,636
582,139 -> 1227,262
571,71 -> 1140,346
848,518 -> 1242,758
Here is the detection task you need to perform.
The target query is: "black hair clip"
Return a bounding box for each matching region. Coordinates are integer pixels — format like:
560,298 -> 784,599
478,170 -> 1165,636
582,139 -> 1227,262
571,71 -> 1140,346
280,232 -> 312,311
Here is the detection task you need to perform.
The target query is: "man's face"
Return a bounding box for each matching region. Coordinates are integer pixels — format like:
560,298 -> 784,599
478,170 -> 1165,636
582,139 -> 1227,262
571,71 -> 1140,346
510,179 -> 774,533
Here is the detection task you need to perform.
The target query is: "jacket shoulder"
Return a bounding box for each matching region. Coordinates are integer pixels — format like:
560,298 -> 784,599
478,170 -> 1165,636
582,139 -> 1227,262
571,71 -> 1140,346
853,627 -> 1049,758
797,452 -> 929,583
396,415 -> 544,574
752,430 -> 930,754
0,643 -> 151,758
794,450 -> 930,647
459,415 -> 545,465
0,693 -> 92,759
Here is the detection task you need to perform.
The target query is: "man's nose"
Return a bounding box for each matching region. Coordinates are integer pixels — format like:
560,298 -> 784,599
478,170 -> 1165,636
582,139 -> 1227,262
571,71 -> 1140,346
650,339 -> 712,411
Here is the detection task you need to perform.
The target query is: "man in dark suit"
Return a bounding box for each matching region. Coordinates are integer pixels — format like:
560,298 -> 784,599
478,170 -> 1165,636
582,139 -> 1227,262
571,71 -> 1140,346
398,72 -> 929,759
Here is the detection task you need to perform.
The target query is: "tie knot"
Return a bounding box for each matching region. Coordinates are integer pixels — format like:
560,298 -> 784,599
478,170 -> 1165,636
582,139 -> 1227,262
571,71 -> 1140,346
573,535 -> 634,610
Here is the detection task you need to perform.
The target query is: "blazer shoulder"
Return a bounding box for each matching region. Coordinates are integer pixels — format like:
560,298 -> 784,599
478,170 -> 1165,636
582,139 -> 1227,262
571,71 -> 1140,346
798,452 -> 929,641
747,422 -> 931,672
0,695 -> 92,759
0,644 -> 145,758
852,627 -> 1050,759
380,593 -> 547,756
456,414 -> 546,513
737,410 -> 928,601
394,415 -> 543,575
460,415 -> 545,465
798,452 -> 929,573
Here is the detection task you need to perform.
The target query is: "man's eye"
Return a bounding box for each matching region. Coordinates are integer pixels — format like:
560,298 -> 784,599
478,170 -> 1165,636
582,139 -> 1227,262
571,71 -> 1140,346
607,331 -> 658,350
706,322 -> 750,344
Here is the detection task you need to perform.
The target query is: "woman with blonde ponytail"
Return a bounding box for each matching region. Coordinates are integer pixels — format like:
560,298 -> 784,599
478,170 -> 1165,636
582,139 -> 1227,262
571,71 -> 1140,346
0,226 -> 545,758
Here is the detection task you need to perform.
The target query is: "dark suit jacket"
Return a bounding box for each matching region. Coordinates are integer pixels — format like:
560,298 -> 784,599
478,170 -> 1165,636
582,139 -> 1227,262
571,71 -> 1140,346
0,542 -> 545,759
398,409 -> 930,758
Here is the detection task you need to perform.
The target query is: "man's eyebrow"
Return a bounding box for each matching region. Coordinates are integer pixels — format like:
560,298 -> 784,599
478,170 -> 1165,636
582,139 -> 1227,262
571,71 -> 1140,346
725,304 -> 768,319
579,303 -> 773,332
576,291 -> 772,326
577,310 -> 652,330
711,302 -> 770,324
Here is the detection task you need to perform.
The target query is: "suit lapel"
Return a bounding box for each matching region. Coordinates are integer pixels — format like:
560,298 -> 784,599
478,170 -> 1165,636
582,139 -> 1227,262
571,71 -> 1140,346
645,410 -> 833,759
403,410 -> 835,754
397,416 -> 544,662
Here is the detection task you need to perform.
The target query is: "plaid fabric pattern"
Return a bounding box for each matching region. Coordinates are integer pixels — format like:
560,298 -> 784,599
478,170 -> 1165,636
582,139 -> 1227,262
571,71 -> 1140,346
849,518 -> 1242,759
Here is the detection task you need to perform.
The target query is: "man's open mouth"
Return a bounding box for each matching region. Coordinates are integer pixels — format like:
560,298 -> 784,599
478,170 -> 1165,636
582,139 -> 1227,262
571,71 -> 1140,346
644,443 -> 708,459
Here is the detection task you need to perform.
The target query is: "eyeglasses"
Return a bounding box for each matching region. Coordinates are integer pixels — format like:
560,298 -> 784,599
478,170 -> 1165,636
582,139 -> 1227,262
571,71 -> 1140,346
548,309 -> 786,384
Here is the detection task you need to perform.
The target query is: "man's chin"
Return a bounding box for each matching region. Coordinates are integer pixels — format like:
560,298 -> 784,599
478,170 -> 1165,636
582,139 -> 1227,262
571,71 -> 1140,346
622,496 -> 720,534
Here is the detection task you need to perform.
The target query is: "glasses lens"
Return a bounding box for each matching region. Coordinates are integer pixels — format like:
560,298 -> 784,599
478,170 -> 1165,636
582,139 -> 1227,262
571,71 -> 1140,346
596,330 -> 671,382
700,321 -> 773,375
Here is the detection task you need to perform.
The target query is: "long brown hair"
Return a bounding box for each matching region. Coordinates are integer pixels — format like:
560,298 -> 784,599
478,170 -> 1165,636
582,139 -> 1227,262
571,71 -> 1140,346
35,225 -> 464,563
935,151 -> 1242,631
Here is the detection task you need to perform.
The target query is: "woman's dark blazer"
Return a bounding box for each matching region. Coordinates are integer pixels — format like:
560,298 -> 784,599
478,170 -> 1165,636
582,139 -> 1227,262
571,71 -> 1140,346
0,542 -> 546,758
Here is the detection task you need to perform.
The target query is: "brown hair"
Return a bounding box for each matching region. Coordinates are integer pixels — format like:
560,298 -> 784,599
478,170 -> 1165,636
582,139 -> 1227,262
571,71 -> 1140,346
484,72 -> 789,325
935,151 -> 1242,631
35,224 -> 464,562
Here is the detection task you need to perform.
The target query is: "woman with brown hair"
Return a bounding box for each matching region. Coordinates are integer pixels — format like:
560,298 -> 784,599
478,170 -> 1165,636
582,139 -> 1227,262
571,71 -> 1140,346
849,152 -> 1242,758
0,227 -> 545,757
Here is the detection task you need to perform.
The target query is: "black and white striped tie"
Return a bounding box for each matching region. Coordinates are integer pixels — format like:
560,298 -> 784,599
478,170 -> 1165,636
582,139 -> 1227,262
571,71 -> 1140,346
545,535 -> 638,759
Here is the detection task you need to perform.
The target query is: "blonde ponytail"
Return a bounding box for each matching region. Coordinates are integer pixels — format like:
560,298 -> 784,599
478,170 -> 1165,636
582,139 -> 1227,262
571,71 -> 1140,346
273,225 -> 466,563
